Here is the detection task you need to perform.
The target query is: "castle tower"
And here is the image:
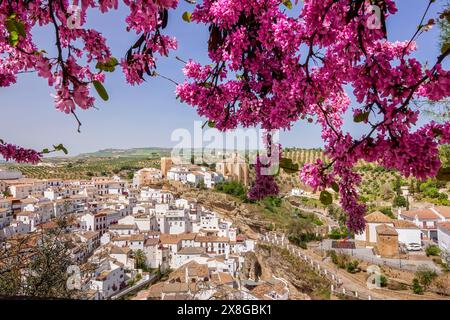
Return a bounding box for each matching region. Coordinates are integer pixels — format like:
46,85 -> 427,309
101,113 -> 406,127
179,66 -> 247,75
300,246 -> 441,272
160,157 -> 173,178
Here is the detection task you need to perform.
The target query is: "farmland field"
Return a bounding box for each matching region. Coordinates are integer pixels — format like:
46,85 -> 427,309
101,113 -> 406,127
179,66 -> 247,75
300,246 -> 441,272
0,157 -> 161,180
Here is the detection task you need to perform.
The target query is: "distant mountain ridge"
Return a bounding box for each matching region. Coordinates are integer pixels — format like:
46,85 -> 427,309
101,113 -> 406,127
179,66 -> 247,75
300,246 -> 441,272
76,147 -> 172,158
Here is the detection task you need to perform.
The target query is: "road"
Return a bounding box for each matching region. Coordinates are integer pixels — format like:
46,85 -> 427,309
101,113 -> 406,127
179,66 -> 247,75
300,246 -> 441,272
285,195 -> 339,229
259,232 -> 448,300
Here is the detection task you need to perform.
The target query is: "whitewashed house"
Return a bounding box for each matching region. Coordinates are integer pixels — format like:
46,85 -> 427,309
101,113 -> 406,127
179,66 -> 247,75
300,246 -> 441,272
171,247 -> 206,269
355,211 -> 421,246
437,222 -> 450,256
144,238 -> 169,272
89,259 -> 125,299
399,207 -> 450,241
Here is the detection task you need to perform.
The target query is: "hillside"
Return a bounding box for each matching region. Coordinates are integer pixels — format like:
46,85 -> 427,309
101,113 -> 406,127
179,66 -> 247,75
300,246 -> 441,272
76,147 -> 172,159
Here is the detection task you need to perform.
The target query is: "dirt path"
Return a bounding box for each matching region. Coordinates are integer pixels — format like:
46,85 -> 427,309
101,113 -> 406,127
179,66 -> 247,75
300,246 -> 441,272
304,247 -> 447,300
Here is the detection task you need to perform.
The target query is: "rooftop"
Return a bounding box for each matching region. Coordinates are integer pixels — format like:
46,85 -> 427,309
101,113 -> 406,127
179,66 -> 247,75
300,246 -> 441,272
400,209 -> 440,221
437,221 -> 450,233
177,247 -> 205,255
364,211 -> 393,223
433,206 -> 450,219
392,220 -> 419,229
109,224 -> 136,230
376,224 -> 398,236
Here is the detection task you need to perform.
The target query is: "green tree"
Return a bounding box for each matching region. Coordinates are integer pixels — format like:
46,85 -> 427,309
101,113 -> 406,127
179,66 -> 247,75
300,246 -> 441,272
415,266 -> 438,291
425,245 -> 441,257
412,278 -> 424,295
0,220 -> 84,298
393,176 -> 402,196
134,249 -> 147,270
393,195 -> 407,208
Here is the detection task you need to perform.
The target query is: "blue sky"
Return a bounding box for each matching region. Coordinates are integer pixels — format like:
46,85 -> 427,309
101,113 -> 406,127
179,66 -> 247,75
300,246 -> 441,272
0,0 -> 448,156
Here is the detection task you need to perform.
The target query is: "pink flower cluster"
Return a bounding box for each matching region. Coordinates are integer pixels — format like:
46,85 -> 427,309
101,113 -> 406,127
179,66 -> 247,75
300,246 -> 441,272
247,155 -> 280,201
300,159 -> 334,192
176,0 -> 450,233
0,142 -> 41,164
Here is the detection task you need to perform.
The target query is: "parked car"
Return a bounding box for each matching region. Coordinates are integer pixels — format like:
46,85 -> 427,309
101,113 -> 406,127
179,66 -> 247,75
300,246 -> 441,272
406,243 -> 422,251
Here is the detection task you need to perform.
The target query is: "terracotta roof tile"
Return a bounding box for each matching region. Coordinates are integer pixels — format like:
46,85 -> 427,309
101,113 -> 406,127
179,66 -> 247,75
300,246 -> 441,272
376,224 -> 398,236
438,221 -> 450,232
400,209 -> 440,220
365,211 -> 393,223
434,206 -> 450,218
392,220 -> 419,229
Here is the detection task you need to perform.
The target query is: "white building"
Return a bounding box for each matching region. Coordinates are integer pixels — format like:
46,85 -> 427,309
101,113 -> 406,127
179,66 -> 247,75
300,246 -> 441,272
203,171 -> 223,189
392,220 -> 421,246
171,247 -> 206,269
167,166 -> 191,183
437,222 -> 450,256
109,224 -> 139,236
133,168 -> 162,187
139,188 -> 173,203
111,234 -> 145,251
118,214 -> 158,232
291,188 -> 305,196
80,212 -> 108,235
355,211 -> 421,245
0,220 -> 30,238
89,259 -> 125,299
399,206 -> 450,241
9,181 -> 46,199
144,238 -> 169,271
16,211 -> 47,232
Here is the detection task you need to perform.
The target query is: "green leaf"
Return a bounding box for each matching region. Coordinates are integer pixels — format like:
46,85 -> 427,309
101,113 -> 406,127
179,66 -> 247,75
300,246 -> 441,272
280,157 -> 299,174
182,12 -> 192,23
320,190 -> 333,205
5,19 -> 17,34
436,166 -> 450,181
199,82 -> 213,88
96,57 -> 119,72
331,182 -> 339,193
14,20 -> 26,38
354,111 -> 369,123
282,0 -> 293,9
93,80 -> 109,101
42,148 -> 50,154
207,121 -> 216,128
53,144 -> 68,155
8,31 -> 19,46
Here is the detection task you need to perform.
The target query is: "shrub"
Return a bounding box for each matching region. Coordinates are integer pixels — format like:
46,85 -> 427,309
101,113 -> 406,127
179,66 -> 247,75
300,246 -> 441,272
379,207 -> 395,219
346,260 -> 360,274
379,275 -> 388,287
215,181 -> 246,199
425,245 -> 441,257
328,251 -> 351,269
412,278 -> 424,295
393,196 -> 407,208
328,227 -> 343,240
415,266 -> 438,290
328,251 -> 338,265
